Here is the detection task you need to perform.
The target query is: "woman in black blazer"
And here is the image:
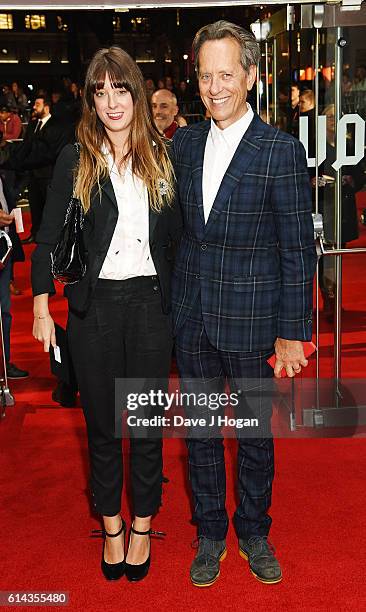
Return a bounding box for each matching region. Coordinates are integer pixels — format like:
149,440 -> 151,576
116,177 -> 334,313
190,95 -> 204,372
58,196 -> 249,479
32,47 -> 181,583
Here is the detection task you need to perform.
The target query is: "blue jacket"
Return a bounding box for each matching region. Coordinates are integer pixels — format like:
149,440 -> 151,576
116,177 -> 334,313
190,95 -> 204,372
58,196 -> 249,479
171,113 -> 317,352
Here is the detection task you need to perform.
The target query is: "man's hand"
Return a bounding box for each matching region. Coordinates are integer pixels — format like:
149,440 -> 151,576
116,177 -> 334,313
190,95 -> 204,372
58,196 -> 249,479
0,210 -> 14,227
274,338 -> 308,378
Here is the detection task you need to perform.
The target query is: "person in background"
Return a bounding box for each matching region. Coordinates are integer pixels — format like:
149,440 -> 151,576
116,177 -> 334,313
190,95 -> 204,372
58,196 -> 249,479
151,88 -> 185,138
19,95 -> 74,243
69,82 -> 82,126
0,176 -> 28,379
299,89 -> 316,157
0,105 -> 22,141
164,76 -> 178,98
0,85 -> 16,111
351,65 -> 366,91
144,78 -> 156,102
11,82 -> 28,115
312,104 -> 364,320
299,88 -> 315,114
32,46 -> 181,583
50,90 -> 69,122
287,83 -> 300,136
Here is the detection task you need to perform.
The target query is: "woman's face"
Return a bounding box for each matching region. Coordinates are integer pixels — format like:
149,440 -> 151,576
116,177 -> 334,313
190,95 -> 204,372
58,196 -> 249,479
93,72 -> 134,140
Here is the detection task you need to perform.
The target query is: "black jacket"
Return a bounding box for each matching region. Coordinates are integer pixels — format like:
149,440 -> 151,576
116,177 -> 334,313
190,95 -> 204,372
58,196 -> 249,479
31,144 -> 182,315
1,116 -> 74,178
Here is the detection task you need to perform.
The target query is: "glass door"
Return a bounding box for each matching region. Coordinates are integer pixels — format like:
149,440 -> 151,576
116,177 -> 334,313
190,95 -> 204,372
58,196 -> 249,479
253,4 -> 366,432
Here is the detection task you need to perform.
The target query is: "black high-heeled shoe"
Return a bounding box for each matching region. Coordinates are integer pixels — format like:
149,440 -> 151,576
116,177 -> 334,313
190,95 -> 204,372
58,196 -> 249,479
124,525 -> 166,582
91,517 -> 126,581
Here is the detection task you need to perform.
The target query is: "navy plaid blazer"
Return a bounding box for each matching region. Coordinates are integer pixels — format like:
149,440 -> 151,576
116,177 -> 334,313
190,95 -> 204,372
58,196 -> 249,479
171,113 -> 317,352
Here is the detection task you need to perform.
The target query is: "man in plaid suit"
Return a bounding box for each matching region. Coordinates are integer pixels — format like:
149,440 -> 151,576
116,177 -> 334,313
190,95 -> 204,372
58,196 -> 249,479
172,21 -> 317,586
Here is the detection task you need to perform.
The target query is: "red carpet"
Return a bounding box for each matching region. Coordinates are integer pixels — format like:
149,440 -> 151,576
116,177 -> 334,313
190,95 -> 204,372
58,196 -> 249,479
1,211 -> 366,610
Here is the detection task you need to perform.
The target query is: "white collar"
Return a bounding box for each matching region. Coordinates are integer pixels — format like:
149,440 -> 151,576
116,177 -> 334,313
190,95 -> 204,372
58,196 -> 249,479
41,113 -> 51,125
101,143 -> 132,177
210,103 -> 253,148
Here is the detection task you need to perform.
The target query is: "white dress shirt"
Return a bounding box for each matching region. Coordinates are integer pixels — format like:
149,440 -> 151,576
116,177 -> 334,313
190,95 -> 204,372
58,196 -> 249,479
35,113 -> 51,132
99,151 -> 156,280
202,103 -> 254,223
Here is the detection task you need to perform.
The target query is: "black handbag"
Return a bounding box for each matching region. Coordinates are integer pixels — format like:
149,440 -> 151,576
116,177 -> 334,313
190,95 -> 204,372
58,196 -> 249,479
50,144 -> 86,285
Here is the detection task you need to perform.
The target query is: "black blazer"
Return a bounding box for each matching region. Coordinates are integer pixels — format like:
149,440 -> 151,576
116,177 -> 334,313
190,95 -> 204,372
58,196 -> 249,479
6,116 -> 75,179
31,143 -> 182,315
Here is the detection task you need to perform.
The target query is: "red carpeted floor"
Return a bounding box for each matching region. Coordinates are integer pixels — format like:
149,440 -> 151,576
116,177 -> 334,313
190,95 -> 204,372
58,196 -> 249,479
1,210 -> 366,611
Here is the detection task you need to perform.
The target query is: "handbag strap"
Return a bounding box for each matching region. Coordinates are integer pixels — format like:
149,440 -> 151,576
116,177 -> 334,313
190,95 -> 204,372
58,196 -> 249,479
72,142 -> 81,199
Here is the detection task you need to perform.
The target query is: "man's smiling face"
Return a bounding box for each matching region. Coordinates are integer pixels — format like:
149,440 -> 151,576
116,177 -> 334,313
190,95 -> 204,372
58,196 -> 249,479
197,37 -> 256,130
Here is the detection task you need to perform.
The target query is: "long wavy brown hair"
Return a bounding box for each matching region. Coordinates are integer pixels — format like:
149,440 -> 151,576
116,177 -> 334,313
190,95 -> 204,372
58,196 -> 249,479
75,46 -> 174,213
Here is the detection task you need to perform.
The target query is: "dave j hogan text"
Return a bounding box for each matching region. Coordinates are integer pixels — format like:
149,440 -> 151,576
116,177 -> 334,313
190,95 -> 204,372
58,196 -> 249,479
126,415 -> 259,429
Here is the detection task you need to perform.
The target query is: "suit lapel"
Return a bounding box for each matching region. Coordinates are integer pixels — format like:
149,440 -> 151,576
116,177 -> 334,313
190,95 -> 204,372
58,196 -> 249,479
149,204 -> 159,243
204,113 -> 266,233
191,121 -> 210,226
100,176 -> 118,210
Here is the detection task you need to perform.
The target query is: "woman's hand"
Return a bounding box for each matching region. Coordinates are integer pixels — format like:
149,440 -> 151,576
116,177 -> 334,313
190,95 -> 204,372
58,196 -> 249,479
33,314 -> 56,352
33,293 -> 56,352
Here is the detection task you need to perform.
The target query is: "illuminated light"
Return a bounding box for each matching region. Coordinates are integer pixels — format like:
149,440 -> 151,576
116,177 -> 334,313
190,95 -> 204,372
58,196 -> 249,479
183,54 -> 188,60
136,59 -> 155,63
322,66 -> 332,82
61,60 -> 69,63
25,14 -> 46,30
299,69 -> 306,81
29,60 -> 51,63
0,13 -> 13,29
305,66 -> 315,80
258,80 -> 264,95
0,59 -> 18,63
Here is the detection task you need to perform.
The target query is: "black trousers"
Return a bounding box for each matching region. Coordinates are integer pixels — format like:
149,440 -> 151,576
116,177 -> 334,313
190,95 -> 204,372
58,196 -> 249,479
67,276 -> 173,517
175,296 -> 274,540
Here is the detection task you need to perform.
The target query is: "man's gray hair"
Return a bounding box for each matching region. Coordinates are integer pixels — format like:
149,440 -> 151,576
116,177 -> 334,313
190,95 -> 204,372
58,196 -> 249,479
193,20 -> 260,74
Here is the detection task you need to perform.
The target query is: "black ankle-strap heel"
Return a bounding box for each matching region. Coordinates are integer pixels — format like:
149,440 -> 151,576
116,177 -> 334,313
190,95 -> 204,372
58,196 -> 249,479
91,518 -> 126,581
124,525 -> 166,582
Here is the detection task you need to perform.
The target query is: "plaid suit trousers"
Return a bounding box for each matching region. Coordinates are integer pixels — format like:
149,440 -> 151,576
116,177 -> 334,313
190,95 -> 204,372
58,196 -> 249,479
175,295 -> 275,540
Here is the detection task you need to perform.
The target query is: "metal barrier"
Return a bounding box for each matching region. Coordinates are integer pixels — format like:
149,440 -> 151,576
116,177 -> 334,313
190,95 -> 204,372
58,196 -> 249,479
0,230 -> 15,419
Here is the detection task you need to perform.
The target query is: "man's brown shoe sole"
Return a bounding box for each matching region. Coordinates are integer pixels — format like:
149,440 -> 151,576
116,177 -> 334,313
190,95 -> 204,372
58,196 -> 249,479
191,548 -> 227,587
239,548 -> 283,584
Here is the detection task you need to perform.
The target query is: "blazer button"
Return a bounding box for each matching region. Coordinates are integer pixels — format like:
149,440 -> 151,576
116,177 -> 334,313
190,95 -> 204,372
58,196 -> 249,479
201,243 -> 207,251
153,285 -> 159,291
195,274 -> 200,279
